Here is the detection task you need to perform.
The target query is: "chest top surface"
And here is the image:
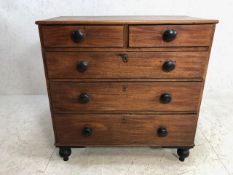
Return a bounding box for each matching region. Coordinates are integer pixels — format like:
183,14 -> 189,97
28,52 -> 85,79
35,16 -> 218,25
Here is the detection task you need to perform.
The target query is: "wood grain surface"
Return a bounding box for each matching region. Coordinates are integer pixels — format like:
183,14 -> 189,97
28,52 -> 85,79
129,25 -> 215,47
50,82 -> 202,113
45,51 -> 209,79
36,16 -> 217,148
54,114 -> 197,146
36,16 -> 218,25
41,25 -> 124,47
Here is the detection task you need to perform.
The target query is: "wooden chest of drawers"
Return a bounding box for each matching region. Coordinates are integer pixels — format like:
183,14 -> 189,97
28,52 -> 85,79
36,16 -> 218,161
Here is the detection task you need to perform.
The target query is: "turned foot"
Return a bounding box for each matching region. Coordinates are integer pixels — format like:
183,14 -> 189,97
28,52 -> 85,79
59,147 -> 71,161
177,148 -> 190,162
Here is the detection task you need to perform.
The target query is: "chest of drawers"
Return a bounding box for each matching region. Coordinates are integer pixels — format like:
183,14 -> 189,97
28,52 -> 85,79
36,16 -> 218,161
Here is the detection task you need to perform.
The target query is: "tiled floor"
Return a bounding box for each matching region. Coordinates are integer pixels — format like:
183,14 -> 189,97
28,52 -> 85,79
0,94 -> 232,175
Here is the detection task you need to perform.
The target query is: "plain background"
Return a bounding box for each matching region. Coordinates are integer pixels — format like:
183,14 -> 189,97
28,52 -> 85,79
0,0 -> 232,95
0,1 -> 233,174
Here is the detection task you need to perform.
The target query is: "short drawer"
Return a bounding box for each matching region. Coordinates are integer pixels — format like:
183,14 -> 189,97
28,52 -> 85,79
46,51 -> 208,79
41,25 -> 124,47
54,114 -> 197,146
129,25 -> 214,47
50,82 -> 202,113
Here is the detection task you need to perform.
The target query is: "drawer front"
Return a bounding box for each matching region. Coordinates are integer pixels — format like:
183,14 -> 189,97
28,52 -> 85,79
50,82 -> 202,113
41,25 -> 124,47
54,114 -> 197,146
129,25 -> 214,47
46,52 -> 208,79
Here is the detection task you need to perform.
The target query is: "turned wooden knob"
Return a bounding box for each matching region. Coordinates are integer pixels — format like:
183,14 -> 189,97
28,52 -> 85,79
163,29 -> 177,42
163,60 -> 176,72
157,127 -> 168,137
160,93 -> 172,104
78,93 -> 90,104
82,127 -> 92,137
71,30 -> 85,42
77,61 -> 88,72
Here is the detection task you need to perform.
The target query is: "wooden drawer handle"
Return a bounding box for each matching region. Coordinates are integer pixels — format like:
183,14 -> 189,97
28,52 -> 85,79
77,61 -> 88,72
71,30 -> 85,42
157,127 -> 168,137
82,127 -> 92,137
78,93 -> 90,104
160,93 -> 172,104
163,29 -> 177,42
162,60 -> 176,72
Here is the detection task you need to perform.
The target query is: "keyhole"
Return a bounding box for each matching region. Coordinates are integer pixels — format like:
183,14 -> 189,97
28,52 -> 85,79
122,85 -> 128,92
121,116 -> 127,123
120,54 -> 128,63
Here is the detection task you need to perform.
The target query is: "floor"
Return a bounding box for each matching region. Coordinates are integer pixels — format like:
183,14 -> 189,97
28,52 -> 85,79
0,93 -> 232,175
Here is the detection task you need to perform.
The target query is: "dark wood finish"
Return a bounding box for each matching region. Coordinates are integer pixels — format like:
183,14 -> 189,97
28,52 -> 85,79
37,26 -> 59,142
41,25 -> 124,47
35,16 -> 218,25
123,25 -> 129,48
196,25 -> 217,114
45,47 -> 209,52
50,82 -> 202,113
59,147 -> 71,161
129,25 -> 215,47
45,51 -> 209,79
177,148 -> 190,162
50,78 -> 203,82
36,16 -> 217,161
54,114 -> 197,146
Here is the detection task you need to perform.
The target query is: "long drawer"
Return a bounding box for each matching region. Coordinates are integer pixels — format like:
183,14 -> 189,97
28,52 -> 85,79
46,51 -> 209,79
54,114 -> 197,146
50,82 -> 202,113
